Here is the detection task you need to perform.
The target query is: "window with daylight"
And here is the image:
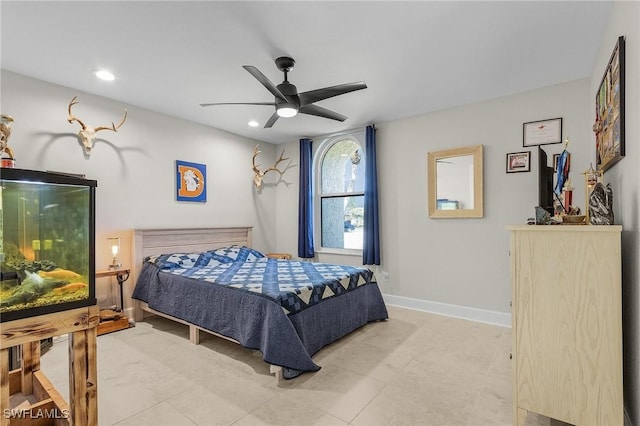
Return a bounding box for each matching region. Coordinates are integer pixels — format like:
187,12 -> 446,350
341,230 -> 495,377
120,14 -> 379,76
316,135 -> 366,251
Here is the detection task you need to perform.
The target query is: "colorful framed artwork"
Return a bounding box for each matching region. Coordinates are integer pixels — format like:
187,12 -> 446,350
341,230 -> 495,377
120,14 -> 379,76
506,151 -> 531,173
523,118 -> 562,147
176,160 -> 206,202
594,36 -> 625,172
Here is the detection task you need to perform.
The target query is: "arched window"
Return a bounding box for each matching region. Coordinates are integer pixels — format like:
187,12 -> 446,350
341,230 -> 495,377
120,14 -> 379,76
315,133 -> 366,251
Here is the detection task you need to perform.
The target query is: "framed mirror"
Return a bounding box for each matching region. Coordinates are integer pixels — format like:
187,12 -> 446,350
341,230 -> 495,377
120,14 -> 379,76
428,145 -> 483,218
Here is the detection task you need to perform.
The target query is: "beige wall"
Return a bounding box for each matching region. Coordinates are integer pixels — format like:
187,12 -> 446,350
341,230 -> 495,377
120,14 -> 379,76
276,78 -> 592,320
1,70 -> 279,307
591,2 -> 639,424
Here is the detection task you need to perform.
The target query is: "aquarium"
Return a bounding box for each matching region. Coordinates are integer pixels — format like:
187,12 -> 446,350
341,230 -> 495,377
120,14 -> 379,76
0,169 -> 97,322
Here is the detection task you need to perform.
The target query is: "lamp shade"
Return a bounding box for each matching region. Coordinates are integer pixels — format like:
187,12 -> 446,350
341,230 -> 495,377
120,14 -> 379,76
107,237 -> 121,270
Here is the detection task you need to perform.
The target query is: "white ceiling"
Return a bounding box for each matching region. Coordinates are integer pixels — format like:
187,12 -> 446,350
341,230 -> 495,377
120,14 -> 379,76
1,1 -> 612,145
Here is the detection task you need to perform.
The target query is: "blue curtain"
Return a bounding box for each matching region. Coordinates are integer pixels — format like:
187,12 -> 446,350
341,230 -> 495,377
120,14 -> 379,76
298,138 -> 315,258
363,125 -> 380,265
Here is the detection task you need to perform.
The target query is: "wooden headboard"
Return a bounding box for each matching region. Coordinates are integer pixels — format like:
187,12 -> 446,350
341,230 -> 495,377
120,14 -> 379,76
127,227 -> 253,320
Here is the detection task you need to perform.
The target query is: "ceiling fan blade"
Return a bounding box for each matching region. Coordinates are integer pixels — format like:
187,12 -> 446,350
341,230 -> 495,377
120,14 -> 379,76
298,104 -> 347,122
264,112 -> 280,128
298,82 -> 367,106
243,65 -> 287,101
200,102 -> 275,107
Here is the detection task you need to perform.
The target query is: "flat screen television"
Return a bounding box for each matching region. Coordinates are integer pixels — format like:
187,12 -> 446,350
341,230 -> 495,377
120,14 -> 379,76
538,147 -> 555,215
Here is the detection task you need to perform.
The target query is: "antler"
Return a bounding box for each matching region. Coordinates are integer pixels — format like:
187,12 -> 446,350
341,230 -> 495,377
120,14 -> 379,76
252,144 -> 290,188
263,149 -> 290,177
252,145 -> 262,176
67,96 -> 87,130
94,109 -> 128,133
66,95 -> 128,156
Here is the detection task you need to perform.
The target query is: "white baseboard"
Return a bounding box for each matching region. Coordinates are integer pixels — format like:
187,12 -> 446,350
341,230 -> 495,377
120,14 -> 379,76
382,293 -> 511,328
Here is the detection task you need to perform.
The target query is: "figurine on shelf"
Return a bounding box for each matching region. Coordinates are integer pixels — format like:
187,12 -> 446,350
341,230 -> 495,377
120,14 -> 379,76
582,164 -> 604,223
562,179 -> 574,210
589,182 -> 614,225
1,114 -> 16,167
535,206 -> 554,225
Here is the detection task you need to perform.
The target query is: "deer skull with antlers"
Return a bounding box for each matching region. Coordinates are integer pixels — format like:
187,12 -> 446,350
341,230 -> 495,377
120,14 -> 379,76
67,96 -> 127,156
252,144 -> 289,189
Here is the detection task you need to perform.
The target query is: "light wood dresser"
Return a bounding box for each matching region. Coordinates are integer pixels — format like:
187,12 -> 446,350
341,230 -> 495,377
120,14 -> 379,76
507,225 -> 623,426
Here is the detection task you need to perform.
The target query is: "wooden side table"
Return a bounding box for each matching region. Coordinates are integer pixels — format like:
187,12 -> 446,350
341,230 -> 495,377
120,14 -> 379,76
0,305 -> 100,426
265,253 -> 292,260
95,269 -> 131,336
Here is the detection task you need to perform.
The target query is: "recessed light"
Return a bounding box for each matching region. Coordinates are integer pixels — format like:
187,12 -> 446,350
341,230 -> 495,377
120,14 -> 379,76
95,70 -> 115,81
248,120 -> 259,127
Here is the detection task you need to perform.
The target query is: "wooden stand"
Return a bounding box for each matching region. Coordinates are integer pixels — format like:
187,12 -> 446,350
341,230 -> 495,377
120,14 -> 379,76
1,305 -> 100,426
95,269 -> 131,336
97,310 -> 130,336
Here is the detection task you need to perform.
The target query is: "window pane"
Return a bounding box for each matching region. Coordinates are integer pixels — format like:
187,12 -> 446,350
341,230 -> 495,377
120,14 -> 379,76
321,139 -> 365,194
321,195 -> 364,249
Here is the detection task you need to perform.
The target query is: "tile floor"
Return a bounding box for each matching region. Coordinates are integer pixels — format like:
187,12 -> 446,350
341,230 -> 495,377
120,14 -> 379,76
39,305 -> 559,425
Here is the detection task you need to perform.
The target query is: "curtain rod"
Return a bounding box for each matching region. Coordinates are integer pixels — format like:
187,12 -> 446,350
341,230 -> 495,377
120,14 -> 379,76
302,123 -> 375,141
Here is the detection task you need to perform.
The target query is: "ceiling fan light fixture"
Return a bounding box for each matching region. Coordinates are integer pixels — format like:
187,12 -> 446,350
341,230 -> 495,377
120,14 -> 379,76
200,56 -> 367,127
276,104 -> 298,118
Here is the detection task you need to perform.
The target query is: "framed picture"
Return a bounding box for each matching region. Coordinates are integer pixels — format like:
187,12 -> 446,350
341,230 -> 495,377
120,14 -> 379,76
554,152 -> 571,175
553,154 -> 560,173
176,160 -> 206,202
506,151 -> 531,173
594,36 -> 625,172
523,118 -> 562,147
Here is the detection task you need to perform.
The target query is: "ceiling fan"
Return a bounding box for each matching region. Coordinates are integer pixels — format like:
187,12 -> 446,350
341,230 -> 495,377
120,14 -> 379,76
200,56 -> 367,128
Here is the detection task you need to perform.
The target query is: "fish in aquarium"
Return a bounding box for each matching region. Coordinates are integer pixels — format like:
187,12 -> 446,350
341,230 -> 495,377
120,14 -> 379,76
38,268 -> 80,279
1,271 -> 64,306
1,265 -> 88,313
53,282 -> 88,295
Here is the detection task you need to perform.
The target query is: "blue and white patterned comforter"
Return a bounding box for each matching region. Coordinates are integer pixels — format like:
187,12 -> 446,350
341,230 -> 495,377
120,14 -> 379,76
132,250 -> 388,378
155,257 -> 377,315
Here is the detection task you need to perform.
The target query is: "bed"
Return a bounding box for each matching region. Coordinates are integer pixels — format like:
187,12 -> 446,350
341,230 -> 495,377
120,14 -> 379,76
129,227 -> 388,379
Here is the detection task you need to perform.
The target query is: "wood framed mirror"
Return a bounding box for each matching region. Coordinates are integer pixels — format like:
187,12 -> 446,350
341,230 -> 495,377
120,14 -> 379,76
428,144 -> 483,218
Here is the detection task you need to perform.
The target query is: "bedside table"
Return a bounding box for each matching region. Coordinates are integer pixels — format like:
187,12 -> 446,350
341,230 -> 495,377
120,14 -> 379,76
265,253 -> 292,260
96,268 -> 132,335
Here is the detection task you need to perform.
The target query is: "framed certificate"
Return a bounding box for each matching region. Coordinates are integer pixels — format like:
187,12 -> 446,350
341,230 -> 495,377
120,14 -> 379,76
523,118 -> 562,147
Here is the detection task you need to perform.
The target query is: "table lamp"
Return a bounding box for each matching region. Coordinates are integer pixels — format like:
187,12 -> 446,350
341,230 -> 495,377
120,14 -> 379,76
107,237 -> 122,270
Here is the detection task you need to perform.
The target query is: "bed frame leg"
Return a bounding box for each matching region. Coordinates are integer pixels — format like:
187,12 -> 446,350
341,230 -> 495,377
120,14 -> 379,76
189,325 -> 200,344
269,365 -> 283,382
132,300 -> 144,322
